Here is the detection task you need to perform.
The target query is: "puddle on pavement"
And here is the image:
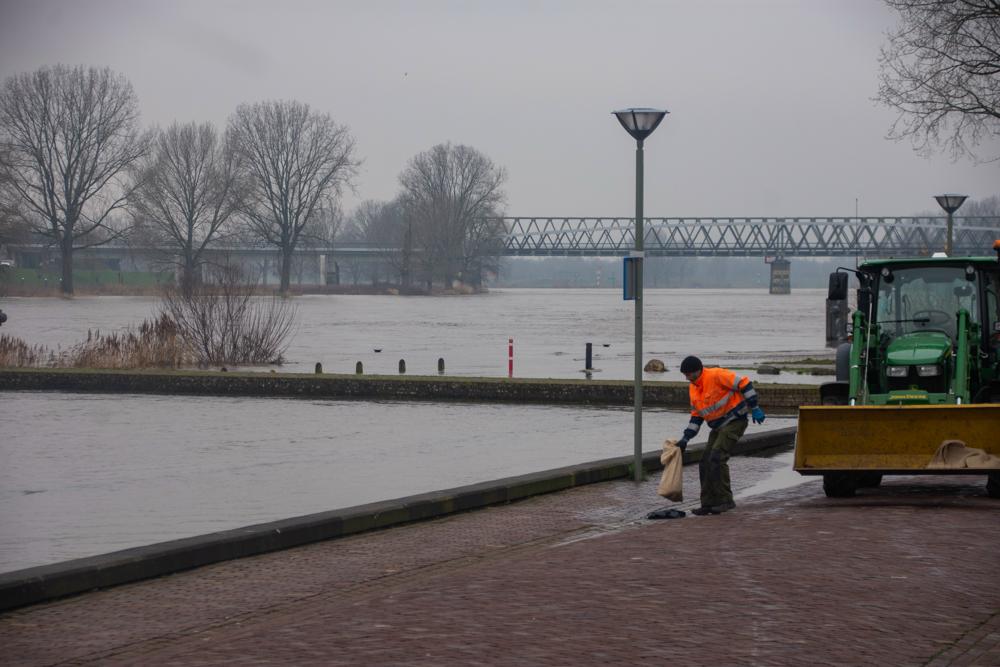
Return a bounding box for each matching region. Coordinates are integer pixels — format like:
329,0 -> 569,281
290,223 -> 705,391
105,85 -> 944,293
735,446 -> 820,501
561,445 -> 819,542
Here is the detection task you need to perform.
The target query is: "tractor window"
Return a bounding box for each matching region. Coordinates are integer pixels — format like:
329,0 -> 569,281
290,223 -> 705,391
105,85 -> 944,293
876,266 -> 979,340
987,272 -> 1000,352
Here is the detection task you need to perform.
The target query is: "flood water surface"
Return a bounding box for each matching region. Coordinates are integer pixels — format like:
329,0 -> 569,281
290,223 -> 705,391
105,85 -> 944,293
0,288 -> 832,382
0,391 -> 796,572
1,288 -> 820,572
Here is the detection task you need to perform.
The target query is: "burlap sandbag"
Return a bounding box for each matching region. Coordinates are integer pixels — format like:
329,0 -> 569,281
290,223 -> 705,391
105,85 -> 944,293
926,440 -> 1000,469
657,438 -> 684,501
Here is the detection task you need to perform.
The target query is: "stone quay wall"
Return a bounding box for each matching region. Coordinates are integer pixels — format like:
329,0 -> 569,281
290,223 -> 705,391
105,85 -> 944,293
0,368 -> 820,409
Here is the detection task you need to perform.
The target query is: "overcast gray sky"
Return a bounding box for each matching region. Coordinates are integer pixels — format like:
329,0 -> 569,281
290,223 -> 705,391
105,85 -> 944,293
1,0 -> 997,218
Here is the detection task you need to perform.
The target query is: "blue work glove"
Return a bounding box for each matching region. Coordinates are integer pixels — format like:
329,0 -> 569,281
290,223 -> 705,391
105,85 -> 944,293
751,407 -> 766,424
676,439 -> 688,452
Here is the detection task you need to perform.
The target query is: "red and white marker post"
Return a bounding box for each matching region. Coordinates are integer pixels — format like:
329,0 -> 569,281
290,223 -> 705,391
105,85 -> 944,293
508,337 -> 513,378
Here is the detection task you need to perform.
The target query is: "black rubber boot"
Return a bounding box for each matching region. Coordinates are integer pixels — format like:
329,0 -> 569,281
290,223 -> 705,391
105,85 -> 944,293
691,501 -> 736,516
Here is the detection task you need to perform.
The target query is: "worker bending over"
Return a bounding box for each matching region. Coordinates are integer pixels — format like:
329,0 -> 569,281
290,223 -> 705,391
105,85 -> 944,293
677,355 -> 765,515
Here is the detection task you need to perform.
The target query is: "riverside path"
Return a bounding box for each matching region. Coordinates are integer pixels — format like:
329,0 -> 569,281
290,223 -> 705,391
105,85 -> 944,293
1,452 -> 998,666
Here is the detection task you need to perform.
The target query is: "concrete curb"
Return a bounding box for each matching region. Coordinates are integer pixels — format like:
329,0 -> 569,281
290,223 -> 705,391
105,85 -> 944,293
0,426 -> 796,613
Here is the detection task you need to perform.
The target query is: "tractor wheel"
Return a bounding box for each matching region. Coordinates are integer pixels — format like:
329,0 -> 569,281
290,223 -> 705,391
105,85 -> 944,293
988,473 -> 1000,499
823,473 -> 858,498
858,473 -> 883,488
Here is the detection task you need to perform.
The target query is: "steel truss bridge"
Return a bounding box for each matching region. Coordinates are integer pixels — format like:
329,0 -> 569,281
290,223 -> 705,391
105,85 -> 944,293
10,217 -> 1000,264
496,217 -> 1000,257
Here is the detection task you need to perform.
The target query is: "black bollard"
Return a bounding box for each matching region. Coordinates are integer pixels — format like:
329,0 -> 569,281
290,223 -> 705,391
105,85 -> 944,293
356,361 -> 363,374
438,357 -> 445,374
585,342 -> 593,370
315,362 -> 323,374
399,359 -> 406,374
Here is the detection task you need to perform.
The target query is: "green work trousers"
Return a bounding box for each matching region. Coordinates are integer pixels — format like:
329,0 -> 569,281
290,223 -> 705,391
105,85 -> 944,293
699,417 -> 748,508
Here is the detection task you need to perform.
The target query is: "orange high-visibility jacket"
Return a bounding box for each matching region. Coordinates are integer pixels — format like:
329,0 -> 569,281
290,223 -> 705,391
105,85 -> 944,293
680,367 -> 759,443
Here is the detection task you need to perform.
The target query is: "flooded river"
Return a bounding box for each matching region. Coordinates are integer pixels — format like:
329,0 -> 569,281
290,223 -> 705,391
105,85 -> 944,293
0,288 -> 832,381
0,288 -> 819,572
0,392 -> 796,572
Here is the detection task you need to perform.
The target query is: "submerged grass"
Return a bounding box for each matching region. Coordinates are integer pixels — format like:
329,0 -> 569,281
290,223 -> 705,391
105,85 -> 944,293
0,335 -> 51,367
65,313 -> 195,369
0,313 -> 195,369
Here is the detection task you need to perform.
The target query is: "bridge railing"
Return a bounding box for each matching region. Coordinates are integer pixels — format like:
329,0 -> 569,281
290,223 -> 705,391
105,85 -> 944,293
494,216 -> 1000,257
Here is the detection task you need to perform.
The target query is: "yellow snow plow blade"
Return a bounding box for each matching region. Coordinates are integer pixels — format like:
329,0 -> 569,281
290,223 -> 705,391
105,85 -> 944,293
794,404 -> 1000,472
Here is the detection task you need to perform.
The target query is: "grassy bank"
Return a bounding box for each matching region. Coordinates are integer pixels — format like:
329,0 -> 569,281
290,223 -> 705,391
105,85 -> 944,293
0,268 -> 173,296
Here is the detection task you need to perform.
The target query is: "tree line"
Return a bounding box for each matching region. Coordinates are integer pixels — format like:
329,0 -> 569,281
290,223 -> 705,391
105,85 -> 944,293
0,64 -> 507,295
339,144 -> 507,291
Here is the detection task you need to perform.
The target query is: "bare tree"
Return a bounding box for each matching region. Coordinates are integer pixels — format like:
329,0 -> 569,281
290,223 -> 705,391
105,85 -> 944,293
962,193 -> 1000,215
347,198 -> 412,285
130,122 -> 243,295
398,143 -> 507,290
227,100 -> 359,294
877,0 -> 1000,159
298,197 -> 343,248
0,65 -> 152,294
0,204 -> 24,247
0,146 -> 30,248
462,213 -> 507,288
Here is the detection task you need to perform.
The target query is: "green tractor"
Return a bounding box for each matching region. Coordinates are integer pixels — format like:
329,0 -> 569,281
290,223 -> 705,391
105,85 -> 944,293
795,242 -> 1000,498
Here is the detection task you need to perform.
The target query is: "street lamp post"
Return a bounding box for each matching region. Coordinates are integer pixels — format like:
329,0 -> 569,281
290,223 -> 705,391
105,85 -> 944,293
613,107 -> 668,482
934,194 -> 968,256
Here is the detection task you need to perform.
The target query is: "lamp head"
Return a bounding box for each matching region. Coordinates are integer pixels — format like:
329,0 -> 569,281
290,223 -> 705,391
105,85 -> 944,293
934,194 -> 968,214
612,108 -> 668,142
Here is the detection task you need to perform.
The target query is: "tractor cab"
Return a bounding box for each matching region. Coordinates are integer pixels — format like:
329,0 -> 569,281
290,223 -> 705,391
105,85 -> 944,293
824,253 -> 1000,406
865,260 -> 998,404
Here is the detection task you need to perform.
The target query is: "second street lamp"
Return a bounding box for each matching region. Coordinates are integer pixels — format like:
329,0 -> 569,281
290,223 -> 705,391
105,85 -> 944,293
613,107 -> 668,482
934,194 -> 968,256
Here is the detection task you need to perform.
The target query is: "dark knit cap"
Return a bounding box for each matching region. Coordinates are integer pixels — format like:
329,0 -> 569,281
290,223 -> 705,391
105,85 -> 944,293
680,356 -> 703,373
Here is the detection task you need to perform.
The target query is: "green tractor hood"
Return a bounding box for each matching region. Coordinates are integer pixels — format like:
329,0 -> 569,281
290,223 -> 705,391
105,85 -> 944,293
884,332 -> 952,366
